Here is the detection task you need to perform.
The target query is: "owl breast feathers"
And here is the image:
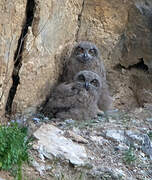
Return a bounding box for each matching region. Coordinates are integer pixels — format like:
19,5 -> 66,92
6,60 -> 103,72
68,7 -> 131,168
43,70 -> 102,121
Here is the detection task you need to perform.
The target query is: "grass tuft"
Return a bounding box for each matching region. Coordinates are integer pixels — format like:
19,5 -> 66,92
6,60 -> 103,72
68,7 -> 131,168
123,146 -> 136,165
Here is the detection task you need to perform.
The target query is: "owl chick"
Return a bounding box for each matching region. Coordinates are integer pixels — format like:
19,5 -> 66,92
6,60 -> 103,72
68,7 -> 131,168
43,70 -> 102,121
62,41 -> 106,81
62,41 -> 112,111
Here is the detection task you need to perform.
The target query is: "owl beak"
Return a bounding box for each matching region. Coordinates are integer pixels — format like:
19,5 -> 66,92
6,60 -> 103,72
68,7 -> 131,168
84,82 -> 90,91
83,53 -> 89,61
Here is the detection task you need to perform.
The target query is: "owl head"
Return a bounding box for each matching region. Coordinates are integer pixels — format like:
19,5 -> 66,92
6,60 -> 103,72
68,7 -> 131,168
73,70 -> 102,96
72,41 -> 100,64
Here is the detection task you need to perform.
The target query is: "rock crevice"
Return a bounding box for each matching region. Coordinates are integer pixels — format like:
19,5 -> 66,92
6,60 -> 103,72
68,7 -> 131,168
5,0 -> 36,114
1,0 -> 152,117
75,0 -> 85,41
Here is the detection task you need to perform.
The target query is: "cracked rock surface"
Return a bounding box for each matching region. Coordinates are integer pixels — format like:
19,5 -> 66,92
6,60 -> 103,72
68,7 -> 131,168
0,0 -> 26,118
1,0 -> 152,120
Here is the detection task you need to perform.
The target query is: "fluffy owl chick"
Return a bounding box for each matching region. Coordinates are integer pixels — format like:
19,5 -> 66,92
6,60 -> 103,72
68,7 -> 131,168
43,70 -> 102,121
62,41 -> 106,82
62,41 -> 112,111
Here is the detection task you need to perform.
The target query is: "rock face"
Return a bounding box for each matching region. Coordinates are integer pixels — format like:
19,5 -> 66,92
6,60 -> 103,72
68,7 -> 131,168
0,0 -> 26,118
1,0 -> 152,117
12,0 -> 83,114
77,0 -> 129,63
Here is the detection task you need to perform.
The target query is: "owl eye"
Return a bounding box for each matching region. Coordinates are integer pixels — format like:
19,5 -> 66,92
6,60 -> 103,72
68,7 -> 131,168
90,79 -> 99,87
78,74 -> 85,82
76,47 -> 84,55
89,48 -> 96,56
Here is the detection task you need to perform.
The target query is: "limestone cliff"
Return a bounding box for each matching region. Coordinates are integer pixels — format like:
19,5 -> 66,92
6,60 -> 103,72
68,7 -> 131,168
0,0 -> 152,118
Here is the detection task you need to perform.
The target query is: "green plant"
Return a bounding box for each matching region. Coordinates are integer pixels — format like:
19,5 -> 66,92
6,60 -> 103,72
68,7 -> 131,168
0,122 -> 32,177
147,131 -> 152,140
123,146 -> 136,165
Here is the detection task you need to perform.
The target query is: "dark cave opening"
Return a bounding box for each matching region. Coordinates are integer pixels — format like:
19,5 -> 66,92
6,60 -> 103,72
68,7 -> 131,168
114,58 -> 148,72
5,0 -> 36,115
128,58 -> 148,71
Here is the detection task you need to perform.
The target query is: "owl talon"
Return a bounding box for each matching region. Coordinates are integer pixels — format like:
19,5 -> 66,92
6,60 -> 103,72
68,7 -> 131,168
97,110 -> 104,116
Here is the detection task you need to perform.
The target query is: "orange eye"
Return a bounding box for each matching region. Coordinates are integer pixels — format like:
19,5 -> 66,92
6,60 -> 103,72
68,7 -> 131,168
89,49 -> 96,56
90,79 -> 99,87
78,74 -> 85,82
76,47 -> 84,54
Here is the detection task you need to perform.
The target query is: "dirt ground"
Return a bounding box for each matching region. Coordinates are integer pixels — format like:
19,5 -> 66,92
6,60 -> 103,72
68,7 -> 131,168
1,105 -> 152,180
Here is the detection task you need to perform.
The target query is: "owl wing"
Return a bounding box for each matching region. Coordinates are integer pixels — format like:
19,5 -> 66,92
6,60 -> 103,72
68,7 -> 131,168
98,81 -> 113,111
61,58 -> 74,82
44,82 -> 80,116
62,57 -> 78,82
55,82 -> 80,96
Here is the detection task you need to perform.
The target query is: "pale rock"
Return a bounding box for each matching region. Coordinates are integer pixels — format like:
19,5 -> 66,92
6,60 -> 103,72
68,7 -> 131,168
65,130 -> 88,144
90,136 -> 109,146
114,143 -> 129,151
125,131 -> 152,159
146,118 -> 152,122
106,129 -> 125,142
141,134 -> 152,160
90,166 -> 128,180
31,159 -> 51,176
125,130 -> 143,143
0,178 -> 5,180
64,119 -> 75,125
33,124 -> 88,166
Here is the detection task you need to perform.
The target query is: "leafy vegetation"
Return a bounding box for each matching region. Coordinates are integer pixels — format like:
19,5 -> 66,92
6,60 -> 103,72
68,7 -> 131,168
0,122 -> 32,177
123,146 -> 136,165
147,131 -> 152,140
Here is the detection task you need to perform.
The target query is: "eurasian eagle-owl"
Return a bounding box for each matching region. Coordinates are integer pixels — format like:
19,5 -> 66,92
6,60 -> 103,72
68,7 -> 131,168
62,41 -> 112,111
43,70 -> 102,121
